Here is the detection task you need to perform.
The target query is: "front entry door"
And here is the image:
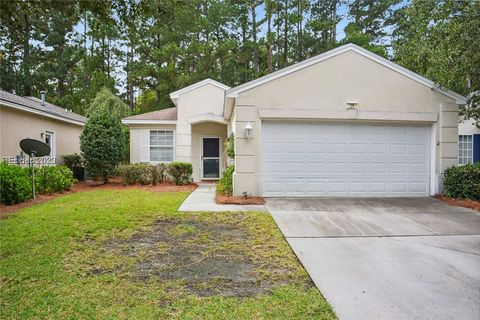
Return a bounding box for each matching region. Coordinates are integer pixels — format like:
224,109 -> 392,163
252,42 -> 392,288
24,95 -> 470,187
202,137 -> 220,179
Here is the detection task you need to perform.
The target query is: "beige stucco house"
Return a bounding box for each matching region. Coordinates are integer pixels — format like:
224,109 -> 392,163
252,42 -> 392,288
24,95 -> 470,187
0,90 -> 85,165
122,79 -> 230,182
123,44 -> 468,197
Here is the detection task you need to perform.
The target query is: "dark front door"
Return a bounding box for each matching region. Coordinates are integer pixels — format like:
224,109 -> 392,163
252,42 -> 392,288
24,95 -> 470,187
202,137 -> 220,179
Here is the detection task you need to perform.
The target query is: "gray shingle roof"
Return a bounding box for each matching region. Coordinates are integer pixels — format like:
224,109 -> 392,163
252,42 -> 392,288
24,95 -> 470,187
0,90 -> 86,124
122,107 -> 177,121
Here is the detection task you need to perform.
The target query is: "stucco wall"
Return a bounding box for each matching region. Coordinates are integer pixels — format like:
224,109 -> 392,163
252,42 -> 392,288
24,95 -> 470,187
128,84 -> 228,182
232,50 -> 459,196
176,84 -> 227,164
0,106 -> 83,164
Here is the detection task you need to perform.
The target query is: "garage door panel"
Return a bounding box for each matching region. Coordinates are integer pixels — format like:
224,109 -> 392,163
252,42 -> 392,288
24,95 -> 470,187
410,144 -> 428,154
306,162 -> 328,172
391,144 -> 409,154
262,121 -> 430,197
390,182 -> 407,193
391,163 -> 407,173
328,143 -> 348,153
350,143 -> 368,154
350,162 -> 369,173
349,182 -> 368,193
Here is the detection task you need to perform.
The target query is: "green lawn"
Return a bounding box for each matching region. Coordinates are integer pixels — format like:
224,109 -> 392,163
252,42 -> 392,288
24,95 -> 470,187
0,189 -> 335,319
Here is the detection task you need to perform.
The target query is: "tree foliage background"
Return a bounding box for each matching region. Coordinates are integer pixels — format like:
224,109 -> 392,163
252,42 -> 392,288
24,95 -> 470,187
1,0 -> 478,120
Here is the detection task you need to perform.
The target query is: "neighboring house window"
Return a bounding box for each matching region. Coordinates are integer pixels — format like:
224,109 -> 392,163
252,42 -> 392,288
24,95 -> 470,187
150,130 -> 174,162
45,131 -> 55,157
459,135 -> 473,165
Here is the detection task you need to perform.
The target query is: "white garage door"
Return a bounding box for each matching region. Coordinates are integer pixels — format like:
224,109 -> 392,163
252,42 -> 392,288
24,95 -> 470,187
262,121 -> 431,197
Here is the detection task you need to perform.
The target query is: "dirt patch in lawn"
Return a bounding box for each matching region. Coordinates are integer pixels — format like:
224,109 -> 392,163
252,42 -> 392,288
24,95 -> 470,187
0,180 -> 196,218
434,194 -> 480,212
216,194 -> 265,205
78,214 -> 309,297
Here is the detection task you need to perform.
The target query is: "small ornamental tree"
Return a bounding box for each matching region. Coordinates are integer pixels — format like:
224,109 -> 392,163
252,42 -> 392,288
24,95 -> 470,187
86,87 -> 130,120
80,110 -> 125,183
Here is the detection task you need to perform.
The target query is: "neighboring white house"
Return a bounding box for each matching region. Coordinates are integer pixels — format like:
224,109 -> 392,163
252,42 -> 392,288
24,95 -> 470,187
458,117 -> 480,165
123,43 -> 468,197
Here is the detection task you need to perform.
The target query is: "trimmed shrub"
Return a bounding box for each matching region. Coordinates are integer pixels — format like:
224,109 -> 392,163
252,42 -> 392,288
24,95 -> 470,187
226,133 -> 235,159
168,162 -> 193,186
149,163 -> 168,185
118,163 -> 171,185
80,110 -> 125,183
216,165 -> 234,196
443,163 -> 480,200
156,163 -> 169,184
63,153 -> 84,169
119,164 -> 145,185
33,166 -> 76,194
0,163 -> 75,204
138,166 -> 151,185
63,153 -> 85,181
0,162 -> 31,205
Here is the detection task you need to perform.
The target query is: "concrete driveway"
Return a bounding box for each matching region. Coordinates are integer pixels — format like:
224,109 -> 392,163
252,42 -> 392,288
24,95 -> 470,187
267,198 -> 480,320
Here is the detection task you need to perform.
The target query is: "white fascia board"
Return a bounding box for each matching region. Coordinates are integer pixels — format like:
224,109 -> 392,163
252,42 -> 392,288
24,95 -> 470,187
226,43 -> 467,104
1,100 -> 85,126
121,119 -> 177,125
169,78 -> 230,100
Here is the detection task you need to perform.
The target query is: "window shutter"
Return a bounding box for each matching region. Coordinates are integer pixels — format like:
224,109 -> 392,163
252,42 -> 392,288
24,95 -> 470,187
473,134 -> 480,164
140,129 -> 150,163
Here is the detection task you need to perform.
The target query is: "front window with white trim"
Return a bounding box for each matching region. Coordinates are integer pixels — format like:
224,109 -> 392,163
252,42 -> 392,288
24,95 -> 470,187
150,130 -> 174,162
459,135 -> 473,165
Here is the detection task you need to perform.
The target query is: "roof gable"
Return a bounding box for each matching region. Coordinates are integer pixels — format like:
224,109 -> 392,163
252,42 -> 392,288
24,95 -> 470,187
170,78 -> 230,105
226,43 -> 466,104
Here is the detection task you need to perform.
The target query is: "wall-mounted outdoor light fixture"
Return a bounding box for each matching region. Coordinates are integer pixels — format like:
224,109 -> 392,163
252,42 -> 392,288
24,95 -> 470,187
346,101 -> 359,119
346,101 -> 359,109
244,122 -> 253,139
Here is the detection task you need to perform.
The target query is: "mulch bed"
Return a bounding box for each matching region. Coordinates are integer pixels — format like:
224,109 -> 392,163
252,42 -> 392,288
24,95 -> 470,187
434,194 -> 480,212
0,179 -> 197,218
216,193 -> 265,205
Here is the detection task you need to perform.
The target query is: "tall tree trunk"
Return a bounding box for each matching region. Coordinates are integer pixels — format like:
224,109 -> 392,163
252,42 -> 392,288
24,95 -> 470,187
102,35 -> 106,73
107,37 -> 111,78
83,10 -> 88,105
22,13 -> 31,96
275,4 -> 281,69
127,46 -> 134,110
297,1 -> 303,61
266,2 -> 273,73
331,0 -> 337,43
241,10 -> 248,83
251,1 -> 259,75
58,38 -> 66,98
283,0 -> 288,67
